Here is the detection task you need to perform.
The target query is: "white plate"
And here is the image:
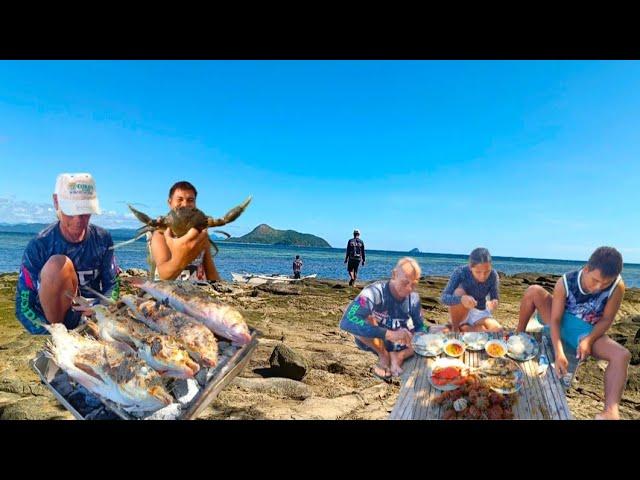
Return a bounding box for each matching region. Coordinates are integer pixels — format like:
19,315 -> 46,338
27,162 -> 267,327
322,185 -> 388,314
427,357 -> 467,391
506,333 -> 539,362
461,332 -> 489,351
479,358 -> 524,395
412,332 -> 445,357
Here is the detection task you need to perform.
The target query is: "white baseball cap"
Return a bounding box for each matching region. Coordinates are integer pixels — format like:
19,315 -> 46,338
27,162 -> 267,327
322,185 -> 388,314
54,173 -> 101,216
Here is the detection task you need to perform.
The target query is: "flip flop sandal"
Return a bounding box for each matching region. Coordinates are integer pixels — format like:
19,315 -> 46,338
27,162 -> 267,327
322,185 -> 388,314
371,365 -> 392,383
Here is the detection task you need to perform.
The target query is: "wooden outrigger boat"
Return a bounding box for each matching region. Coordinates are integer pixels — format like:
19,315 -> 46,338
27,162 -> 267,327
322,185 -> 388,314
231,272 -> 317,285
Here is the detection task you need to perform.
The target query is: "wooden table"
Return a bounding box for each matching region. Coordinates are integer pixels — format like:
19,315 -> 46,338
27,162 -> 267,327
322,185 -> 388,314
389,332 -> 572,420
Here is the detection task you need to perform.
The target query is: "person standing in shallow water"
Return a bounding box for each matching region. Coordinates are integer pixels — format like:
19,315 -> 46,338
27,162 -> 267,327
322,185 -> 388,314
292,255 -> 303,279
344,229 -> 365,286
440,247 -> 503,333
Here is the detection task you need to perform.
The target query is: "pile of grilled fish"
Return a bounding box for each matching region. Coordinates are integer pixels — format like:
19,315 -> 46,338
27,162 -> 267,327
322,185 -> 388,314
44,281 -> 252,417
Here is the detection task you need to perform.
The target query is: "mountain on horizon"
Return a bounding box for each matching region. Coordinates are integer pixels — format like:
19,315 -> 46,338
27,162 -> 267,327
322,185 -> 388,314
227,224 -> 331,248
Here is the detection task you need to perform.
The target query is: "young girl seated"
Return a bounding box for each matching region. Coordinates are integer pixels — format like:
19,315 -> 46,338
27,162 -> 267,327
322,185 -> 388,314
440,247 -> 503,332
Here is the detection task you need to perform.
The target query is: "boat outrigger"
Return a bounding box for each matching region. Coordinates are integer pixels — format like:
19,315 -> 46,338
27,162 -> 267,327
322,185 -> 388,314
231,272 -> 317,286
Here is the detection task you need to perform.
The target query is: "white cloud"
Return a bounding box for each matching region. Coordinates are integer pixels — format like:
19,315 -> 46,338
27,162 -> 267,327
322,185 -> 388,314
0,197 -> 139,229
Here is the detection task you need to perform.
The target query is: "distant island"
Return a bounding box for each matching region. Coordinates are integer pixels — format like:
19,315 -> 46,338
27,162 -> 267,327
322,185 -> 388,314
226,224 -> 331,248
410,248 -> 420,253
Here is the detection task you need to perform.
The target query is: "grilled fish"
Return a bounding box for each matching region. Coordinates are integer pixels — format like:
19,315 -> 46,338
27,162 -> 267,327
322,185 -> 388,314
121,294 -> 218,367
45,323 -> 173,415
92,304 -> 200,379
132,280 -> 251,345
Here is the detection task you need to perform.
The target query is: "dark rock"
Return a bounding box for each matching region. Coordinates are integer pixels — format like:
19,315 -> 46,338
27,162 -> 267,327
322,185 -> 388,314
250,289 -> 259,297
123,268 -> 148,277
609,333 -> 628,346
253,367 -> 278,378
332,284 -> 346,289
256,284 -> 301,296
269,344 -> 309,381
631,316 -> 640,324
635,328 -> 640,343
326,362 -> 347,374
628,344 -> 640,366
208,282 -> 233,294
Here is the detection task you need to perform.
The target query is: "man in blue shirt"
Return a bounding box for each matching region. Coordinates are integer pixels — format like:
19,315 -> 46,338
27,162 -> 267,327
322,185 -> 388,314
15,173 -> 120,334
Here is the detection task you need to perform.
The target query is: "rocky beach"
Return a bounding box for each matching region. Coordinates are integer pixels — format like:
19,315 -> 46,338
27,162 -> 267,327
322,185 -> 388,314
1,271 -> 639,420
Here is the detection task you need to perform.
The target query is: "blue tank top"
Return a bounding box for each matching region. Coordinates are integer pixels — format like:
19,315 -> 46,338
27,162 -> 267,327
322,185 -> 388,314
562,269 -> 621,325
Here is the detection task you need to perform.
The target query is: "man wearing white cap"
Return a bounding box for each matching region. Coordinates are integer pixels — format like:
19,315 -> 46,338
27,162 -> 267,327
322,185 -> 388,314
344,229 -> 365,286
15,173 -> 120,334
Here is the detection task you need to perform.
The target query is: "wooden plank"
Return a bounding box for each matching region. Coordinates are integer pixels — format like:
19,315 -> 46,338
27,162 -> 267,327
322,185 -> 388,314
525,338 -> 563,420
523,332 -> 558,419
404,355 -> 430,420
399,356 -> 421,420
414,356 -> 432,419
389,356 -> 419,419
540,338 -> 572,420
536,363 -> 563,420
520,358 -> 550,420
538,335 -> 569,419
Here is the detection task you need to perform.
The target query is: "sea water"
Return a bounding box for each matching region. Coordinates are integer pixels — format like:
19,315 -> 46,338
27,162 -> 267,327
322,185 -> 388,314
2,231 -> 640,287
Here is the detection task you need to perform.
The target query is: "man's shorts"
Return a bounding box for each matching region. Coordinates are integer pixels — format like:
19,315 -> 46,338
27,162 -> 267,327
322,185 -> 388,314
354,334 -> 409,354
354,316 -> 413,353
293,272 -> 301,279
34,279 -> 82,331
462,308 -> 493,326
538,311 -> 594,351
347,258 -> 361,274
33,298 -> 83,330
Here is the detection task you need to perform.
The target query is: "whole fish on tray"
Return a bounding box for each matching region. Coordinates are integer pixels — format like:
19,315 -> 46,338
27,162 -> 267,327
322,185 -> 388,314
121,294 -> 219,367
131,279 -> 252,345
92,304 -> 200,379
44,324 -> 173,415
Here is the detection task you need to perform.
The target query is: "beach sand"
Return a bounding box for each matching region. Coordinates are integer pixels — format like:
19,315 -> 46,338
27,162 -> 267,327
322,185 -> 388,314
1,271 -> 639,420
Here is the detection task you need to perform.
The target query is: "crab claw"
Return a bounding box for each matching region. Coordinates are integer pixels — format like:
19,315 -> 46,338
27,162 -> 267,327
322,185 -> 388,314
128,204 -> 155,226
206,195 -> 252,228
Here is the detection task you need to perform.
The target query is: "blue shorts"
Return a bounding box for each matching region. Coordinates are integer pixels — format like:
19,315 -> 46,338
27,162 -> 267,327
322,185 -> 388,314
538,311 -> 594,351
33,298 -> 83,331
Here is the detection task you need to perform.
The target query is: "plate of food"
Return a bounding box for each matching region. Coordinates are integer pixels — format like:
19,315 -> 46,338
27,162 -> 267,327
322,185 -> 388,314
505,333 -> 539,362
462,332 -> 489,351
485,339 -> 508,358
443,339 -> 466,358
412,332 -> 445,357
428,358 -> 469,391
478,357 -> 524,395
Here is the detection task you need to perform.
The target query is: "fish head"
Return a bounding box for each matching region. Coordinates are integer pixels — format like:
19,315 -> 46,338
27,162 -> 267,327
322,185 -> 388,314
145,336 -> 200,378
224,309 -> 252,345
118,361 -> 174,413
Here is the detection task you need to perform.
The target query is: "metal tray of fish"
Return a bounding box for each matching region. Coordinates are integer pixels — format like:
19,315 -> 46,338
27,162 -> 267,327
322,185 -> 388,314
31,328 -> 260,420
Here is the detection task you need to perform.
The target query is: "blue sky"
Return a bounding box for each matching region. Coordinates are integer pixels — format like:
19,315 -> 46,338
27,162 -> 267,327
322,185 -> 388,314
0,60 -> 639,262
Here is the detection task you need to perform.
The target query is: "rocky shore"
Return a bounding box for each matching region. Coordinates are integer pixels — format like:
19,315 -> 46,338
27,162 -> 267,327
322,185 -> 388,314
1,270 -> 639,420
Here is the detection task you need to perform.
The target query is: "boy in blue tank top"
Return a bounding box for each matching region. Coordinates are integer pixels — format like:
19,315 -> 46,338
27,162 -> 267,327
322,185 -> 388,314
517,246 -> 630,420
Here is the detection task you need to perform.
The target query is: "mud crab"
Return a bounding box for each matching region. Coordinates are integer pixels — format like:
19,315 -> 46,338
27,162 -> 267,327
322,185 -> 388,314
113,196 -> 252,257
